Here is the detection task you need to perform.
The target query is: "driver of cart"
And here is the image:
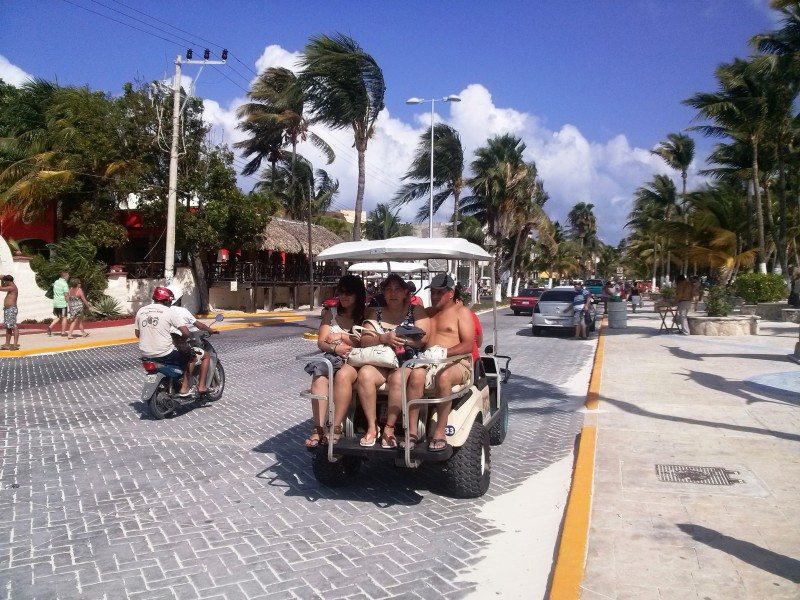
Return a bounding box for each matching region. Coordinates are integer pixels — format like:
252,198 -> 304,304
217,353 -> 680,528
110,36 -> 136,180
357,273 -> 429,448
168,287 -> 219,396
403,274 -> 475,452
304,275 -> 367,448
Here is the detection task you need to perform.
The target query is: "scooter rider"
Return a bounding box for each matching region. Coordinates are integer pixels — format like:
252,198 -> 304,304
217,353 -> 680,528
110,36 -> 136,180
168,285 -> 219,395
135,287 -> 193,396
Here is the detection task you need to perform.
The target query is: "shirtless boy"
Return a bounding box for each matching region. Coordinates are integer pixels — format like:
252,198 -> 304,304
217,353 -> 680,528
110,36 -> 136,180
0,275 -> 19,350
408,273 -> 475,452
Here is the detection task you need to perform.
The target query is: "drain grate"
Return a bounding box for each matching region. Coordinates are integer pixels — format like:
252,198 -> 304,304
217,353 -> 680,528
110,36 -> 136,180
655,464 -> 744,486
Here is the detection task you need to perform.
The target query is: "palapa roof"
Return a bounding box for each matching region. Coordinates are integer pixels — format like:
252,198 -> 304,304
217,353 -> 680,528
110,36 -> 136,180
258,217 -> 345,255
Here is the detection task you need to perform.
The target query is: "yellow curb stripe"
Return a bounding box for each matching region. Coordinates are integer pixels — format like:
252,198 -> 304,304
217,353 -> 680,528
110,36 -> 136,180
549,314 -> 606,599
0,316 -> 307,358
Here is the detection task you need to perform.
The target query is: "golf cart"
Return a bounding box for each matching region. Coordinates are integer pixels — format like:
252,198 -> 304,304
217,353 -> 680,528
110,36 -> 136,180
298,237 -> 510,498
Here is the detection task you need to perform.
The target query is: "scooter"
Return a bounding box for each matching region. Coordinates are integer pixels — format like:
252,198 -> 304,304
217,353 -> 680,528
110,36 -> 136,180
140,314 -> 225,419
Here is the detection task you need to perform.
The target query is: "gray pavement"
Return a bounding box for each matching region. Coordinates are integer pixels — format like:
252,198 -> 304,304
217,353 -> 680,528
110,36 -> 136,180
0,311 -> 593,599
583,308 -> 800,599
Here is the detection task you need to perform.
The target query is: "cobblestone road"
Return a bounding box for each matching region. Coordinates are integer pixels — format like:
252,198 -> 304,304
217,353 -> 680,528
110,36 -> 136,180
0,313 -> 593,599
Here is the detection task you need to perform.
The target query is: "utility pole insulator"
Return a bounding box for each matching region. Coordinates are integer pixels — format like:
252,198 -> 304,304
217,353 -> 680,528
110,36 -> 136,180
203,49 -> 210,61
186,49 -> 193,60
221,49 -> 228,60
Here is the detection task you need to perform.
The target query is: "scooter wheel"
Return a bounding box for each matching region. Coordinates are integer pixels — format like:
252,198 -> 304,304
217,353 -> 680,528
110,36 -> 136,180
148,383 -> 174,419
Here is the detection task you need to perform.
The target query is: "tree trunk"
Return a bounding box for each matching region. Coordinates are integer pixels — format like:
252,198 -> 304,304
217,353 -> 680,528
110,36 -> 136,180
751,137 -> 767,273
651,239 -> 658,289
352,138 -> 366,241
507,228 -> 524,297
681,171 -> 689,276
55,198 -> 64,242
452,189 -> 460,237
190,251 -> 210,314
776,142 -> 788,278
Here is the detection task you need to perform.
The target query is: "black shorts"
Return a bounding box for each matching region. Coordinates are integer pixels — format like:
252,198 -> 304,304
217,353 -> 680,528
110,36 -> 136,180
53,307 -> 67,318
149,349 -> 186,367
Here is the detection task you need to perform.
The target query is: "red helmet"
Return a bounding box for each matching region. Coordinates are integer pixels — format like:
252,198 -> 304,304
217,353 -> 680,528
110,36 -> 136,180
151,286 -> 175,302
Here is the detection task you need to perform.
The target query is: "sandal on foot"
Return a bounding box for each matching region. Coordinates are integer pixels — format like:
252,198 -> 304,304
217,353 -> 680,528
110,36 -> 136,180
380,425 -> 397,449
330,425 -> 343,445
46,327 -> 52,337
0,345 -> 10,350
399,433 -> 418,449
428,438 -> 447,452
360,428 -> 380,447
304,426 -> 325,448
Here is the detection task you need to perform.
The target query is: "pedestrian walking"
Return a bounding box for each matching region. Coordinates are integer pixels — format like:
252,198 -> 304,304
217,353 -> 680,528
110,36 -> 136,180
66,279 -> 92,339
629,280 -> 641,313
675,274 -> 693,335
0,274 -> 19,350
48,270 -> 70,337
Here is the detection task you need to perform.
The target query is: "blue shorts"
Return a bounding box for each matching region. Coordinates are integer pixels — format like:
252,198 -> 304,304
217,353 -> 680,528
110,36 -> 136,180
147,349 -> 186,367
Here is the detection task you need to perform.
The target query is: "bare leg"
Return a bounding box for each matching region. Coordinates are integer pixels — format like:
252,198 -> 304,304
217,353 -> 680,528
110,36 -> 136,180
405,368 -> 426,443
78,316 -> 86,336
356,365 -> 386,444
430,365 -> 461,449
3,329 -> 10,348
332,364 -> 358,434
68,318 -> 77,338
60,315 -> 67,336
12,327 -> 19,348
197,354 -> 211,393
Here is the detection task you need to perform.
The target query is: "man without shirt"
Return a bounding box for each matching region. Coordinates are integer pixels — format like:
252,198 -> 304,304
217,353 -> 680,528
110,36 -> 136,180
0,275 -> 19,350
135,286 -> 193,395
406,274 -> 475,452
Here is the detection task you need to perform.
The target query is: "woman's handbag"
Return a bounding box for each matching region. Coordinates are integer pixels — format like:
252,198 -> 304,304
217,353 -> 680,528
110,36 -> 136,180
347,321 -> 400,369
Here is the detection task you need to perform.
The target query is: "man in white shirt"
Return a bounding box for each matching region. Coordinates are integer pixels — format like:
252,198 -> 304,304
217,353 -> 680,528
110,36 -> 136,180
169,288 -> 218,395
135,286 -> 192,395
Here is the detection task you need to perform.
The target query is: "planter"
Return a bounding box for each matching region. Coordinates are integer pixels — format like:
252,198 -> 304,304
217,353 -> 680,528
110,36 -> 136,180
781,309 -> 800,324
739,304 -> 757,316
687,315 -> 760,336
755,301 -> 789,322
607,301 -> 627,329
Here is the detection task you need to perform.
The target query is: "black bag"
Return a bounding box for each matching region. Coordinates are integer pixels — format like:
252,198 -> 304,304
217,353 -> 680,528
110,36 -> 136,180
44,287 -> 54,300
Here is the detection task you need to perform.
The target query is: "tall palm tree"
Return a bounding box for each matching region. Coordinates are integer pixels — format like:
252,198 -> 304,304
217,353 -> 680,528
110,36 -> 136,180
460,134 -> 531,295
254,153 -> 339,221
652,133 -> 695,204
684,58 -> 771,273
300,34 -> 386,240
627,175 -> 677,287
236,67 -> 334,185
393,124 -> 465,232
364,203 -> 413,240
567,202 -> 598,276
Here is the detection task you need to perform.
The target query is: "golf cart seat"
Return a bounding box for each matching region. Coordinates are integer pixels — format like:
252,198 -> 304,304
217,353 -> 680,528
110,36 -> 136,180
375,381 -> 470,396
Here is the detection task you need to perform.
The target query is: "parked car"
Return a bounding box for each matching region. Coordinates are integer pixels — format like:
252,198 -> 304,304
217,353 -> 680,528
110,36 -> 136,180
585,279 -> 604,300
510,288 -> 544,315
531,287 -> 597,336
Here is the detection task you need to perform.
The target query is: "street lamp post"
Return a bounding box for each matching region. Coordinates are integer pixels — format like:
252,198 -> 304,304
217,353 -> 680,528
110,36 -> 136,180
405,95 -> 461,238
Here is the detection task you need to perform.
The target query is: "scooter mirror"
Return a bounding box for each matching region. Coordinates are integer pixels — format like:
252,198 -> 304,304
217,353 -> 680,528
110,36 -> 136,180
484,344 -> 494,355
214,314 -> 224,322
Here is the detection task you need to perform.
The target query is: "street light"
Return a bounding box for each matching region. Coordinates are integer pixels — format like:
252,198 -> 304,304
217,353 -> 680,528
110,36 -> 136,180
406,94 -> 461,238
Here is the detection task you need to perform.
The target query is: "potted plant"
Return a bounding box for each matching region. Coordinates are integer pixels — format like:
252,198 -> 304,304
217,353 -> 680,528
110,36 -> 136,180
705,285 -> 732,317
654,285 -> 676,310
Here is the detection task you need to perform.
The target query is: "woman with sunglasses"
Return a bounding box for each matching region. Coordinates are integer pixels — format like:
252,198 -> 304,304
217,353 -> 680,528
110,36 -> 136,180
304,275 -> 367,447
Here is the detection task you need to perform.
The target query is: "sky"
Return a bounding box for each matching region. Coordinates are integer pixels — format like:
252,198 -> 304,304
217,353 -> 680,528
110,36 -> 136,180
0,0 -> 780,243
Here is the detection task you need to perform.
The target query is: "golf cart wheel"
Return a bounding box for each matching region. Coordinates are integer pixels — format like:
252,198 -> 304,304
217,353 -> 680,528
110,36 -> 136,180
312,453 -> 361,487
148,383 -> 174,420
489,398 -> 509,446
442,421 -> 491,498
532,326 -> 542,336
204,361 -> 225,402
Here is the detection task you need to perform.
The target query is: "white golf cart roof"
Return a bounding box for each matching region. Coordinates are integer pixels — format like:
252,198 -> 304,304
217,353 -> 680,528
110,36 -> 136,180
347,261 -> 428,273
315,237 -> 492,262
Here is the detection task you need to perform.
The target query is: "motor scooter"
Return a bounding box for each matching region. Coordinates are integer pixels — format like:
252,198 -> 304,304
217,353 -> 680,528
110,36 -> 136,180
140,314 -> 225,419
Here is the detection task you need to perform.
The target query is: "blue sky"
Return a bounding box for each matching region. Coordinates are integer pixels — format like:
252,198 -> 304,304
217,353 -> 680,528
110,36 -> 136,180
1,1 -> 778,243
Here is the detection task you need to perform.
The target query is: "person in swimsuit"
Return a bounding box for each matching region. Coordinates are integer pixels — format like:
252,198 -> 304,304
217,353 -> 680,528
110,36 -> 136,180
304,275 -> 367,448
356,273 -> 429,448
66,279 -> 93,339
1,275 -> 19,350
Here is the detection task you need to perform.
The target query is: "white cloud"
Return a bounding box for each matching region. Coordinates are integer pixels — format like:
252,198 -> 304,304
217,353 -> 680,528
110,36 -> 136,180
0,54 -> 33,86
204,46 -> 691,244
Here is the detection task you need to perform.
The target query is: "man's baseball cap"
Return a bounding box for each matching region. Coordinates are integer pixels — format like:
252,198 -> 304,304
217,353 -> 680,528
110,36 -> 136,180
426,273 -> 456,290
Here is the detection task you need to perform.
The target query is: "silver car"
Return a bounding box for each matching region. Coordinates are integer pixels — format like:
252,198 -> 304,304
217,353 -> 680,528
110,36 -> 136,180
531,287 -> 597,336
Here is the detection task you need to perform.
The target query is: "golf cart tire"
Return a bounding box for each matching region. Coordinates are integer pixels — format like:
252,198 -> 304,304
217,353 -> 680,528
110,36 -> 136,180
442,421 -> 491,498
148,382 -> 174,420
488,398 -> 509,445
532,326 -> 542,336
204,361 -> 225,402
312,453 -> 361,487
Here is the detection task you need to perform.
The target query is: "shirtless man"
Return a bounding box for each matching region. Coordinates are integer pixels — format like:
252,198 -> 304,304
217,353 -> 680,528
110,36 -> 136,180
0,275 -> 19,350
407,273 -> 475,452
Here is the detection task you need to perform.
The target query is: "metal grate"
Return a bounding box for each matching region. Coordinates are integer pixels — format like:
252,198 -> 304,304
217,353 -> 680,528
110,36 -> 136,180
655,464 -> 744,486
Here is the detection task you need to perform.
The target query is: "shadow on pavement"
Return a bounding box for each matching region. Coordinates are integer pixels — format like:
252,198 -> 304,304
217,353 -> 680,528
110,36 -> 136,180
601,396 -> 800,442
251,420 -> 429,508
677,524 -> 800,583
682,369 -> 800,407
663,345 -> 791,363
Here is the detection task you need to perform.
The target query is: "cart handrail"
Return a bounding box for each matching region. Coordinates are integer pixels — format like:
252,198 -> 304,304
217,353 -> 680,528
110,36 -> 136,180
296,352 -> 338,462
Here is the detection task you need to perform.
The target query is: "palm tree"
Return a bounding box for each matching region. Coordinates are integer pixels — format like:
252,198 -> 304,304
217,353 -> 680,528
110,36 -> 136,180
254,153 -> 338,220
300,34 -> 386,240
567,202 -> 599,276
364,203 -> 413,240
627,175 -> 677,287
236,67 -> 334,186
684,59 -> 771,273
393,124 -> 465,232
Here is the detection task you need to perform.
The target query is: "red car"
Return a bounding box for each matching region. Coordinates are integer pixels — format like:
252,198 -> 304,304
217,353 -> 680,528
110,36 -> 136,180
510,288 -> 545,315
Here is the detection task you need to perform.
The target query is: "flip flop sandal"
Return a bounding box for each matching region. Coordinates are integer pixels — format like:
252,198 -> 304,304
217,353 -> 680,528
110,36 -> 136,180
399,433 -> 418,449
304,426 -> 325,448
360,429 -> 380,447
0,345 -> 10,350
428,438 -> 447,452
380,425 -> 397,449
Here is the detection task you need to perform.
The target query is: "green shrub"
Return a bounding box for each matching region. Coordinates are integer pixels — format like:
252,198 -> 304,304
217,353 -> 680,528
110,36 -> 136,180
705,285 -> 732,317
660,286 -> 676,301
733,273 -> 789,304
91,295 -> 124,318
30,235 -> 108,300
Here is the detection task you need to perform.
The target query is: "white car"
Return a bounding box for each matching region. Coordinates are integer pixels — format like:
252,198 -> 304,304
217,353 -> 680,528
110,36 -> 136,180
531,287 -> 597,336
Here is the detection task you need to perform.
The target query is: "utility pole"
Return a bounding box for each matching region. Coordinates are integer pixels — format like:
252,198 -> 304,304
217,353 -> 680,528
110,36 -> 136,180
163,49 -> 227,282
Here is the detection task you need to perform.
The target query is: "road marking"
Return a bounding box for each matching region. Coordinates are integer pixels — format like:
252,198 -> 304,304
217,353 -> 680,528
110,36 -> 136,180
549,314 -> 605,599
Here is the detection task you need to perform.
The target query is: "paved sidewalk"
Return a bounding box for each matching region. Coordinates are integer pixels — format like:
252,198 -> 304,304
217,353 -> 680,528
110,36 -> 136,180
582,309 -> 800,599
0,311 -> 309,358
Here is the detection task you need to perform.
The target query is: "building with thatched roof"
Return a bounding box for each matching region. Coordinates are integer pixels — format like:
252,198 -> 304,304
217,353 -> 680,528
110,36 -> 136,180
258,218 -> 344,255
